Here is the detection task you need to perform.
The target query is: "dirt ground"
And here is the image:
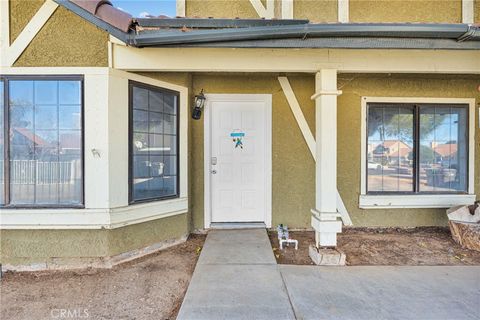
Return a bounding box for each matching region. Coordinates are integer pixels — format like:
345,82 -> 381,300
269,227 -> 480,266
0,234 -> 206,320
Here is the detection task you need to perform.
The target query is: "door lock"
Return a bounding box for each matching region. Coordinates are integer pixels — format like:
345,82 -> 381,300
211,169 -> 217,174
211,157 -> 217,165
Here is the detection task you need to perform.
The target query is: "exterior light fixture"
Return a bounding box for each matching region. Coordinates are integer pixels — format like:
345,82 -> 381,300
192,89 -> 206,120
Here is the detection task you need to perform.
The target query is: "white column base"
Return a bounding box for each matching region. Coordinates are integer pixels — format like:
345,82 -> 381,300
311,209 -> 342,247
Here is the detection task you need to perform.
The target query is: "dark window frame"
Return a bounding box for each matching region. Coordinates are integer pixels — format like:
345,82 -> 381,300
0,75 -> 85,209
366,102 -> 469,195
128,80 -> 180,204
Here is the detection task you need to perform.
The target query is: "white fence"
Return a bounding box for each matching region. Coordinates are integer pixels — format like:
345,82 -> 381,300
0,160 -> 79,185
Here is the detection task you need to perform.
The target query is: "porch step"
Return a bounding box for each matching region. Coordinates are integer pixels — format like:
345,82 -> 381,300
209,222 -> 266,229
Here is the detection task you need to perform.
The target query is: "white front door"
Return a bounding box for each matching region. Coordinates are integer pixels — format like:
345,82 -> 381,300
205,94 -> 272,226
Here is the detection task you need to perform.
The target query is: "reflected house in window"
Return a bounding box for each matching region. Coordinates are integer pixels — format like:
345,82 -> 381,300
370,140 -> 413,166
432,141 -> 458,167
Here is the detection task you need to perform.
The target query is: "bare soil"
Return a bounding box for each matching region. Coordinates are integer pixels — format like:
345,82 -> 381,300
1,234 -> 206,320
269,227 -> 480,266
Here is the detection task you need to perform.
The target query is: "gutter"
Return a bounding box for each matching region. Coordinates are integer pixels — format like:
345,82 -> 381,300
132,23 -> 480,47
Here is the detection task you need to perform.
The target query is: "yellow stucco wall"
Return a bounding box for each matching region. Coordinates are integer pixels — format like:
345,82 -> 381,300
136,73 -> 479,229
293,0 -> 337,22
9,0 -> 45,44
186,0 -> 261,18
1,214 -> 189,266
338,74 -> 480,226
349,0 -> 462,23
190,74 -> 316,230
475,0 -> 480,23
185,0 -> 461,22
12,6 -> 109,67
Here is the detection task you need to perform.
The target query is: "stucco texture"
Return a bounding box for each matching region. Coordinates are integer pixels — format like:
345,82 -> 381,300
13,6 -> 109,67
475,0 -> 480,23
1,214 -> 188,266
9,0 -> 45,44
293,0 -> 337,22
338,74 -> 480,227
136,73 -> 479,229
189,74 -> 316,230
349,0 -> 462,23
186,0 -> 262,18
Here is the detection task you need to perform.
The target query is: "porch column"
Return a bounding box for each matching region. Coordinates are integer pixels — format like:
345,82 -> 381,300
311,70 -> 343,248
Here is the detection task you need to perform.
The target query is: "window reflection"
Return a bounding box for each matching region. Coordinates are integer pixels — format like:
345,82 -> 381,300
419,106 -> 468,192
131,83 -> 179,202
367,105 -> 414,192
367,103 -> 468,194
7,79 -> 83,206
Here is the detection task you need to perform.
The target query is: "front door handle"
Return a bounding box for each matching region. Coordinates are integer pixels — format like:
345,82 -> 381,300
211,170 -> 217,174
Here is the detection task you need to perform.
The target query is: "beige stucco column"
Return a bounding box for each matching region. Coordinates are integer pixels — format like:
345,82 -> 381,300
311,70 -> 343,248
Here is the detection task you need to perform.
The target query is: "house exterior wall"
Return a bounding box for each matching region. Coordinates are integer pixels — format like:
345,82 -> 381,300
293,1 -> 337,22
349,0 -> 462,23
1,214 -> 188,267
142,72 -> 479,229
476,0 -> 480,22
184,0 -> 465,22
338,74 -> 480,226
10,4 -> 109,67
9,0 -> 45,44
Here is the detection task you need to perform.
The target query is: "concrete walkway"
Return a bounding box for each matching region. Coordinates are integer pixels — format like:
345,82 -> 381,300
178,229 -> 480,320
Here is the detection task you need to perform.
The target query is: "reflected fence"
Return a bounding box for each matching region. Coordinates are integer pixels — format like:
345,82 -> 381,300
0,160 -> 80,185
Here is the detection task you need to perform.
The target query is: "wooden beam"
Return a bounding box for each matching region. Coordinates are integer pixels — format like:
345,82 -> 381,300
0,0 -> 10,67
278,76 -> 353,226
249,0 -> 274,18
462,0 -> 474,23
112,46 -> 480,74
281,0 -> 294,19
176,0 -> 186,17
338,0 -> 349,23
6,0 -> 58,66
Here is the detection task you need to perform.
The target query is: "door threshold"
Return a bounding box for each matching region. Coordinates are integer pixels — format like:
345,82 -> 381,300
210,222 -> 266,229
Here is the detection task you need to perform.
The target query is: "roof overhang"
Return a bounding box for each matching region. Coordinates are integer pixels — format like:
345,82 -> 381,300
54,0 -> 480,50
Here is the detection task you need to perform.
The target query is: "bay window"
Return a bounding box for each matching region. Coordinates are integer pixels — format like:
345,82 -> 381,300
367,103 -> 469,195
0,76 -> 84,207
129,81 -> 179,203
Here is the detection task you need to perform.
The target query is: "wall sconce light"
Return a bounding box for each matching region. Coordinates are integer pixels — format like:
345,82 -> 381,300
192,89 -> 206,120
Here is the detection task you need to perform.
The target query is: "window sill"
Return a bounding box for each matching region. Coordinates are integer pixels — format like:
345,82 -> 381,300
359,194 -> 476,209
0,197 -> 188,229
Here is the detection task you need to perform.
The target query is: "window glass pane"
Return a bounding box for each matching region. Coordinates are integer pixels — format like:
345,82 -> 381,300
149,91 -> 163,113
131,84 -> 179,202
59,81 -> 81,105
419,106 -> 468,192
8,79 -> 82,206
367,105 -> 414,193
0,80 -> 4,205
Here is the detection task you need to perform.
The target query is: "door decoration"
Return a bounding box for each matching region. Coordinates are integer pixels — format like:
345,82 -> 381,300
230,131 -> 245,149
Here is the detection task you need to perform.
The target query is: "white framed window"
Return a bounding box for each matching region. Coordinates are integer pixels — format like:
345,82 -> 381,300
0,75 -> 84,208
360,97 -> 476,209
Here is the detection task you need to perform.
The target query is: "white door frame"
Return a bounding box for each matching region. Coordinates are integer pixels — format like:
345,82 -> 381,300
204,94 -> 272,229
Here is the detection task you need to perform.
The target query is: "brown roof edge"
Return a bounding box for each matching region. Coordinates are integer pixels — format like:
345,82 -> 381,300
70,0 -> 133,32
